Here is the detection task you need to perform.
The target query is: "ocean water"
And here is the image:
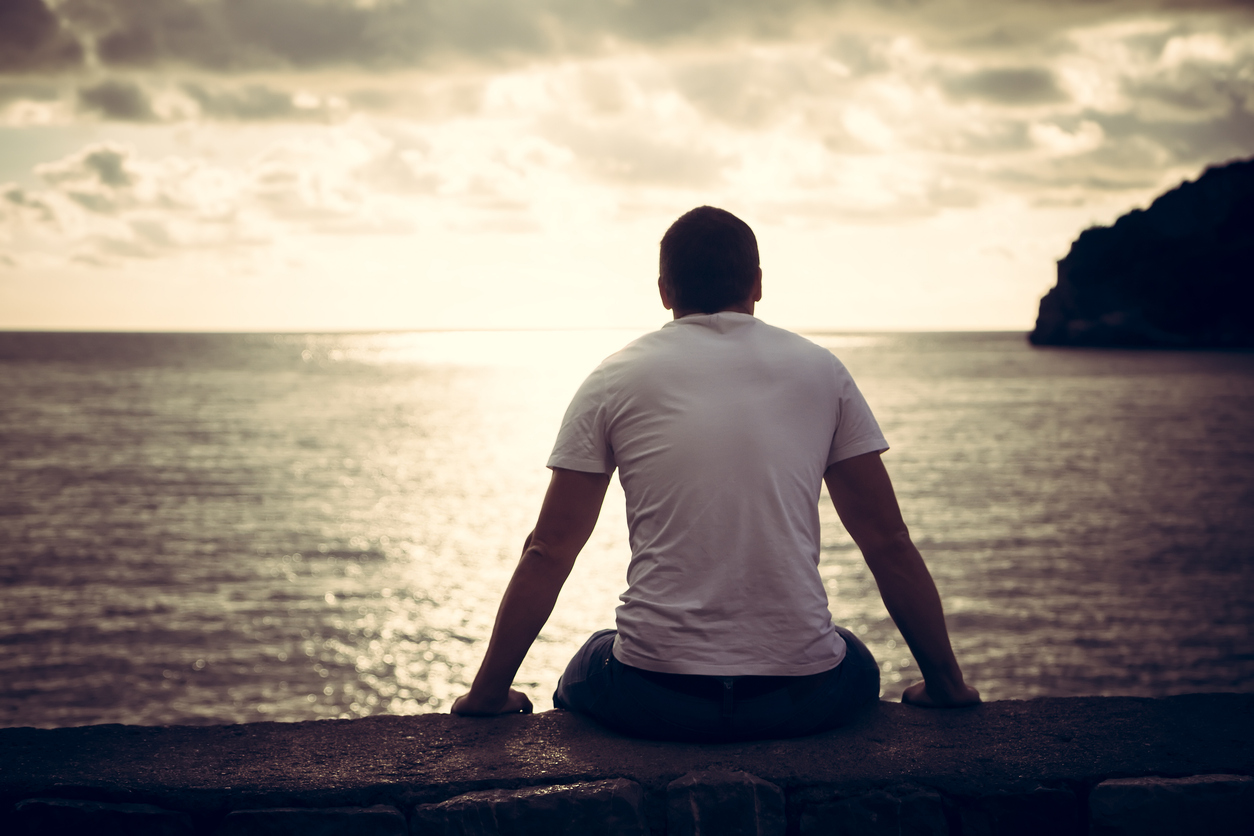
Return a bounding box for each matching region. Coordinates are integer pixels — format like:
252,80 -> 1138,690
1,329 -> 1252,729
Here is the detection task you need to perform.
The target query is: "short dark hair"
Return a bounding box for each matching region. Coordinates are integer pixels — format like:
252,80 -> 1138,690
659,206 -> 759,313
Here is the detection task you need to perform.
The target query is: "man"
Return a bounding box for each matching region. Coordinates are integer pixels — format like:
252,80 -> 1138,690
452,206 -> 978,741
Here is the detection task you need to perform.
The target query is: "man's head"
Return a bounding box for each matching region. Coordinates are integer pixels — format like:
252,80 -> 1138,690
659,206 -> 760,315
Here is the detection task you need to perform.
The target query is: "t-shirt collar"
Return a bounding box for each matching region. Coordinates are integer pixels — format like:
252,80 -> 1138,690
663,311 -> 758,332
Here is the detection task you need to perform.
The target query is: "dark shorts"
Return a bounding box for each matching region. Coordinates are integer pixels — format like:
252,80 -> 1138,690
552,626 -> 880,742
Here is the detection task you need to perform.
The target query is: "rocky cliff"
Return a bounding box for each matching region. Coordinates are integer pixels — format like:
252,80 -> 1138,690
1030,157 -> 1254,348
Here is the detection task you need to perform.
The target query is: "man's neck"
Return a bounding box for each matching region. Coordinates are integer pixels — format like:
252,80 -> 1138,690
672,300 -> 756,320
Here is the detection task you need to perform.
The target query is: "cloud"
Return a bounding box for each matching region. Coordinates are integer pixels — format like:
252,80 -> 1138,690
55,0 -> 470,71
0,0 -> 83,72
1,0 -> 1246,79
1121,32 -> 1254,121
942,67 -> 1067,105
2,0 -> 1253,274
0,129 -> 451,266
541,114 -> 730,187
77,79 -> 157,121
2,183 -> 56,224
0,80 -> 61,106
195,83 -> 293,118
40,145 -> 134,188
3,142 -> 260,261
182,82 -> 308,120
824,32 -> 894,77
672,52 -> 852,129
64,76 -> 351,123
1088,107 -> 1254,171
34,144 -> 148,216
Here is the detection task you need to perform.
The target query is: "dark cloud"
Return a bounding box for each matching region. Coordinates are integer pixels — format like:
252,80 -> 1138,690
77,79 -> 157,121
11,0 -> 1250,76
0,0 -> 84,72
23,144 -> 138,218
2,184 -> 56,224
1123,52 -> 1254,117
991,104 -> 1254,197
71,77 -> 341,122
55,0 -> 439,70
29,0 -> 806,74
942,67 -> 1066,105
555,0 -> 838,43
182,82 -> 297,120
824,33 -> 892,77
1087,106 -> 1254,172
40,145 -> 134,190
1131,72 -> 1249,114
994,161 -> 1163,194
218,0 -> 374,67
954,23 -> 1054,52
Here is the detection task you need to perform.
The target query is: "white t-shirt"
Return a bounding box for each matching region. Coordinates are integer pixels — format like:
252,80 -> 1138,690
547,312 -> 888,676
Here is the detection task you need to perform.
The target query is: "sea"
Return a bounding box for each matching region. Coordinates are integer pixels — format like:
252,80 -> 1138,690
1,329 -> 1252,729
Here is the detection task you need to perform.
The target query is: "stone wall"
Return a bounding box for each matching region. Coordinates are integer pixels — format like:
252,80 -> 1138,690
4,695 -> 1253,835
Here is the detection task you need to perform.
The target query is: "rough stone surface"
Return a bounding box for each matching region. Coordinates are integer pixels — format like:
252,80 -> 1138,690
1089,773 -> 1254,836
798,787 -> 947,836
667,770 -> 785,836
12,797 -> 195,836
214,804 -> 407,836
1,695 -> 1252,831
410,778 -> 648,836
958,786 -> 1081,836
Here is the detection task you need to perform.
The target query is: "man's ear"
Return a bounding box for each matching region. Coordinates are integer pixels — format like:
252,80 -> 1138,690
751,267 -> 763,303
658,276 -> 674,311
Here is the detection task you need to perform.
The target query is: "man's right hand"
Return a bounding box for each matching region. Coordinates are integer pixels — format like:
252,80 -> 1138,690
450,687 -> 534,716
901,680 -> 981,708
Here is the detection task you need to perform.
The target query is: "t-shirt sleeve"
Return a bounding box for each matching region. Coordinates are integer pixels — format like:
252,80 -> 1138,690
827,363 -> 889,466
547,366 -> 618,475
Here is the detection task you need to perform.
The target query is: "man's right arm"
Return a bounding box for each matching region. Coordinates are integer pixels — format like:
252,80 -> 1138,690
824,451 -> 979,707
450,466 -> 610,716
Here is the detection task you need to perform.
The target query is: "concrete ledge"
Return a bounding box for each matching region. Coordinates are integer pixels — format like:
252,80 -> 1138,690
3,695 -> 1252,835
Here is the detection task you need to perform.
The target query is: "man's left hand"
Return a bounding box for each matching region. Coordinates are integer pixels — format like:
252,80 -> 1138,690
451,688 -> 533,716
901,680 -> 981,708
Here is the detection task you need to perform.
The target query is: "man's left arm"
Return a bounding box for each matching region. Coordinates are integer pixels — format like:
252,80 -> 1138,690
451,467 -> 611,716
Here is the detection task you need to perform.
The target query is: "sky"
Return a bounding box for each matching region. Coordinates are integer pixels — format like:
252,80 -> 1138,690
1,0 -> 1252,332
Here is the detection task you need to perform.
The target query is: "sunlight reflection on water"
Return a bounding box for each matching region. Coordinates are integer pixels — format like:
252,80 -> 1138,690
1,329 -> 1252,728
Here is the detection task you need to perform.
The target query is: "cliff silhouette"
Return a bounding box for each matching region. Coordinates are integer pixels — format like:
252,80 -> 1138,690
1030,157 -> 1254,348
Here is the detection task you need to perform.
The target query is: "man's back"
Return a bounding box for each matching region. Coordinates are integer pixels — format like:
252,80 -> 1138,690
550,311 -> 887,676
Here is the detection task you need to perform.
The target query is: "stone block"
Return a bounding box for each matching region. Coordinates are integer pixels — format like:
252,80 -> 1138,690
799,787 -> 947,836
959,786 -> 1081,836
1089,773 -> 1254,836
410,778 -> 648,836
13,797 -> 194,836
666,770 -> 785,836
214,804 -> 406,836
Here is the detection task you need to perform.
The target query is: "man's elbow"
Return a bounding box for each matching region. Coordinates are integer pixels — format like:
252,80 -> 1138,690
856,526 -> 917,564
519,535 -> 579,577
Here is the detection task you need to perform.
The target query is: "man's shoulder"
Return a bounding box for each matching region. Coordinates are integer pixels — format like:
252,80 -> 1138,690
754,319 -> 826,348
750,320 -> 847,368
